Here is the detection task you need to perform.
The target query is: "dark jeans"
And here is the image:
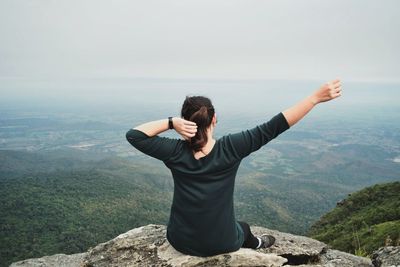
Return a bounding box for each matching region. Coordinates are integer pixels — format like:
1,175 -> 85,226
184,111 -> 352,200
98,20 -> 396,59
238,221 -> 259,249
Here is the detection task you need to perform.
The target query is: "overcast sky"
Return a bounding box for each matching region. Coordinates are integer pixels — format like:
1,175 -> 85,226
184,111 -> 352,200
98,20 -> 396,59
0,0 -> 399,83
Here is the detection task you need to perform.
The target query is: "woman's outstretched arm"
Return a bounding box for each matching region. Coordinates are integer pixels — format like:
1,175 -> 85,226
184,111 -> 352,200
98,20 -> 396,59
282,78 -> 342,127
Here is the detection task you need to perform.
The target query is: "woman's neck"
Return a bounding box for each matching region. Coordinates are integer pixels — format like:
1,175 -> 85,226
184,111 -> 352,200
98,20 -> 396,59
194,128 -> 215,157
200,138 -> 215,153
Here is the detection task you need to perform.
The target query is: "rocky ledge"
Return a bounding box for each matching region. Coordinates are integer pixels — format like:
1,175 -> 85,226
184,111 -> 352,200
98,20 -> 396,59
10,224 -> 394,267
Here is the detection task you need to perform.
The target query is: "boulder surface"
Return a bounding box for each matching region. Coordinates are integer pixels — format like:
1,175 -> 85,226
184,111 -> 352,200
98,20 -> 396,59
10,224 -> 374,267
371,246 -> 400,267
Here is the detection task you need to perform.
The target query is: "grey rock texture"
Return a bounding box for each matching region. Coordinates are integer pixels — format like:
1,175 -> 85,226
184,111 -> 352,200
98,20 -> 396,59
372,246 -> 400,267
319,249 -> 374,267
10,224 -> 374,267
9,252 -> 87,267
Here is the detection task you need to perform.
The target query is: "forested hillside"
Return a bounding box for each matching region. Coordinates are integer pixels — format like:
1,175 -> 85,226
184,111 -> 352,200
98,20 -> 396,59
308,182 -> 400,256
0,150 -> 173,267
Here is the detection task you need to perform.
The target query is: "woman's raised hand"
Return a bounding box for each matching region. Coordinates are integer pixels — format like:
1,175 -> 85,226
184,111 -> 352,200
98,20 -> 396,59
282,78 -> 343,127
311,79 -> 342,104
173,118 -> 197,140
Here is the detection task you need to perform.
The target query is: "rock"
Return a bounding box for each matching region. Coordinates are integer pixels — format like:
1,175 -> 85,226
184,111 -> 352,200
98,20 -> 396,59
9,252 -> 87,267
10,224 -> 374,267
320,249 -> 374,267
158,243 -> 287,267
371,246 -> 400,267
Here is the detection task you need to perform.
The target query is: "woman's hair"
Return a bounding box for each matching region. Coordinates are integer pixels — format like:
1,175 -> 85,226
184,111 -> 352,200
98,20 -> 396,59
181,96 -> 215,152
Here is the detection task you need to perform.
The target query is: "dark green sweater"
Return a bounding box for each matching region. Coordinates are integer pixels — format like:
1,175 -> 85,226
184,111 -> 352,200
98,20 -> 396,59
126,112 -> 290,256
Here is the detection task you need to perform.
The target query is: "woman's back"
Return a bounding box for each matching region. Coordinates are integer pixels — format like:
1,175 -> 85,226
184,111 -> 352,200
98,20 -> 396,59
165,135 -> 243,256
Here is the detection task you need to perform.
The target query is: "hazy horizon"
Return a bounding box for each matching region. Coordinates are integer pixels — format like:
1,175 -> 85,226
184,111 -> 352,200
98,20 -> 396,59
1,78 -> 399,114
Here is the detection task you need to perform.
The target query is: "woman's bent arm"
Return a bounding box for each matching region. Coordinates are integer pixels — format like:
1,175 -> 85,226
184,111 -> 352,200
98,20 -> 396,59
134,119 -> 170,137
282,78 -> 342,127
127,117 -> 196,161
133,117 -> 197,139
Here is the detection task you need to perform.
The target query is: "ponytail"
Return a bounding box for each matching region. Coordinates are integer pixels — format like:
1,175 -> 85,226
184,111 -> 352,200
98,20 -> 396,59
181,96 -> 215,152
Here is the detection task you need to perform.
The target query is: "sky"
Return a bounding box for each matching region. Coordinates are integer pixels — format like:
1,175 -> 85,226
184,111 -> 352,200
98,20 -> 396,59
0,0 -> 399,84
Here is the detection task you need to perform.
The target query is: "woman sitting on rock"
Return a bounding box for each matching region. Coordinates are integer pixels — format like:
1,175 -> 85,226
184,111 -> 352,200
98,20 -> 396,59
126,79 -> 342,257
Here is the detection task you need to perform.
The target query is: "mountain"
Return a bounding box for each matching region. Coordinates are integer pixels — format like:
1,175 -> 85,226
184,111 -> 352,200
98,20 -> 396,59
10,224 -> 374,267
308,182 -> 400,256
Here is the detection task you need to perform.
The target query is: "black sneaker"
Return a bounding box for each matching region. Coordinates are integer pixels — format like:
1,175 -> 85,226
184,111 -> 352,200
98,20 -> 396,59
259,234 -> 275,248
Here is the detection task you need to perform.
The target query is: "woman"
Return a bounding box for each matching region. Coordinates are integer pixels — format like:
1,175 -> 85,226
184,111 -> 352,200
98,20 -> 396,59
126,79 -> 342,257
